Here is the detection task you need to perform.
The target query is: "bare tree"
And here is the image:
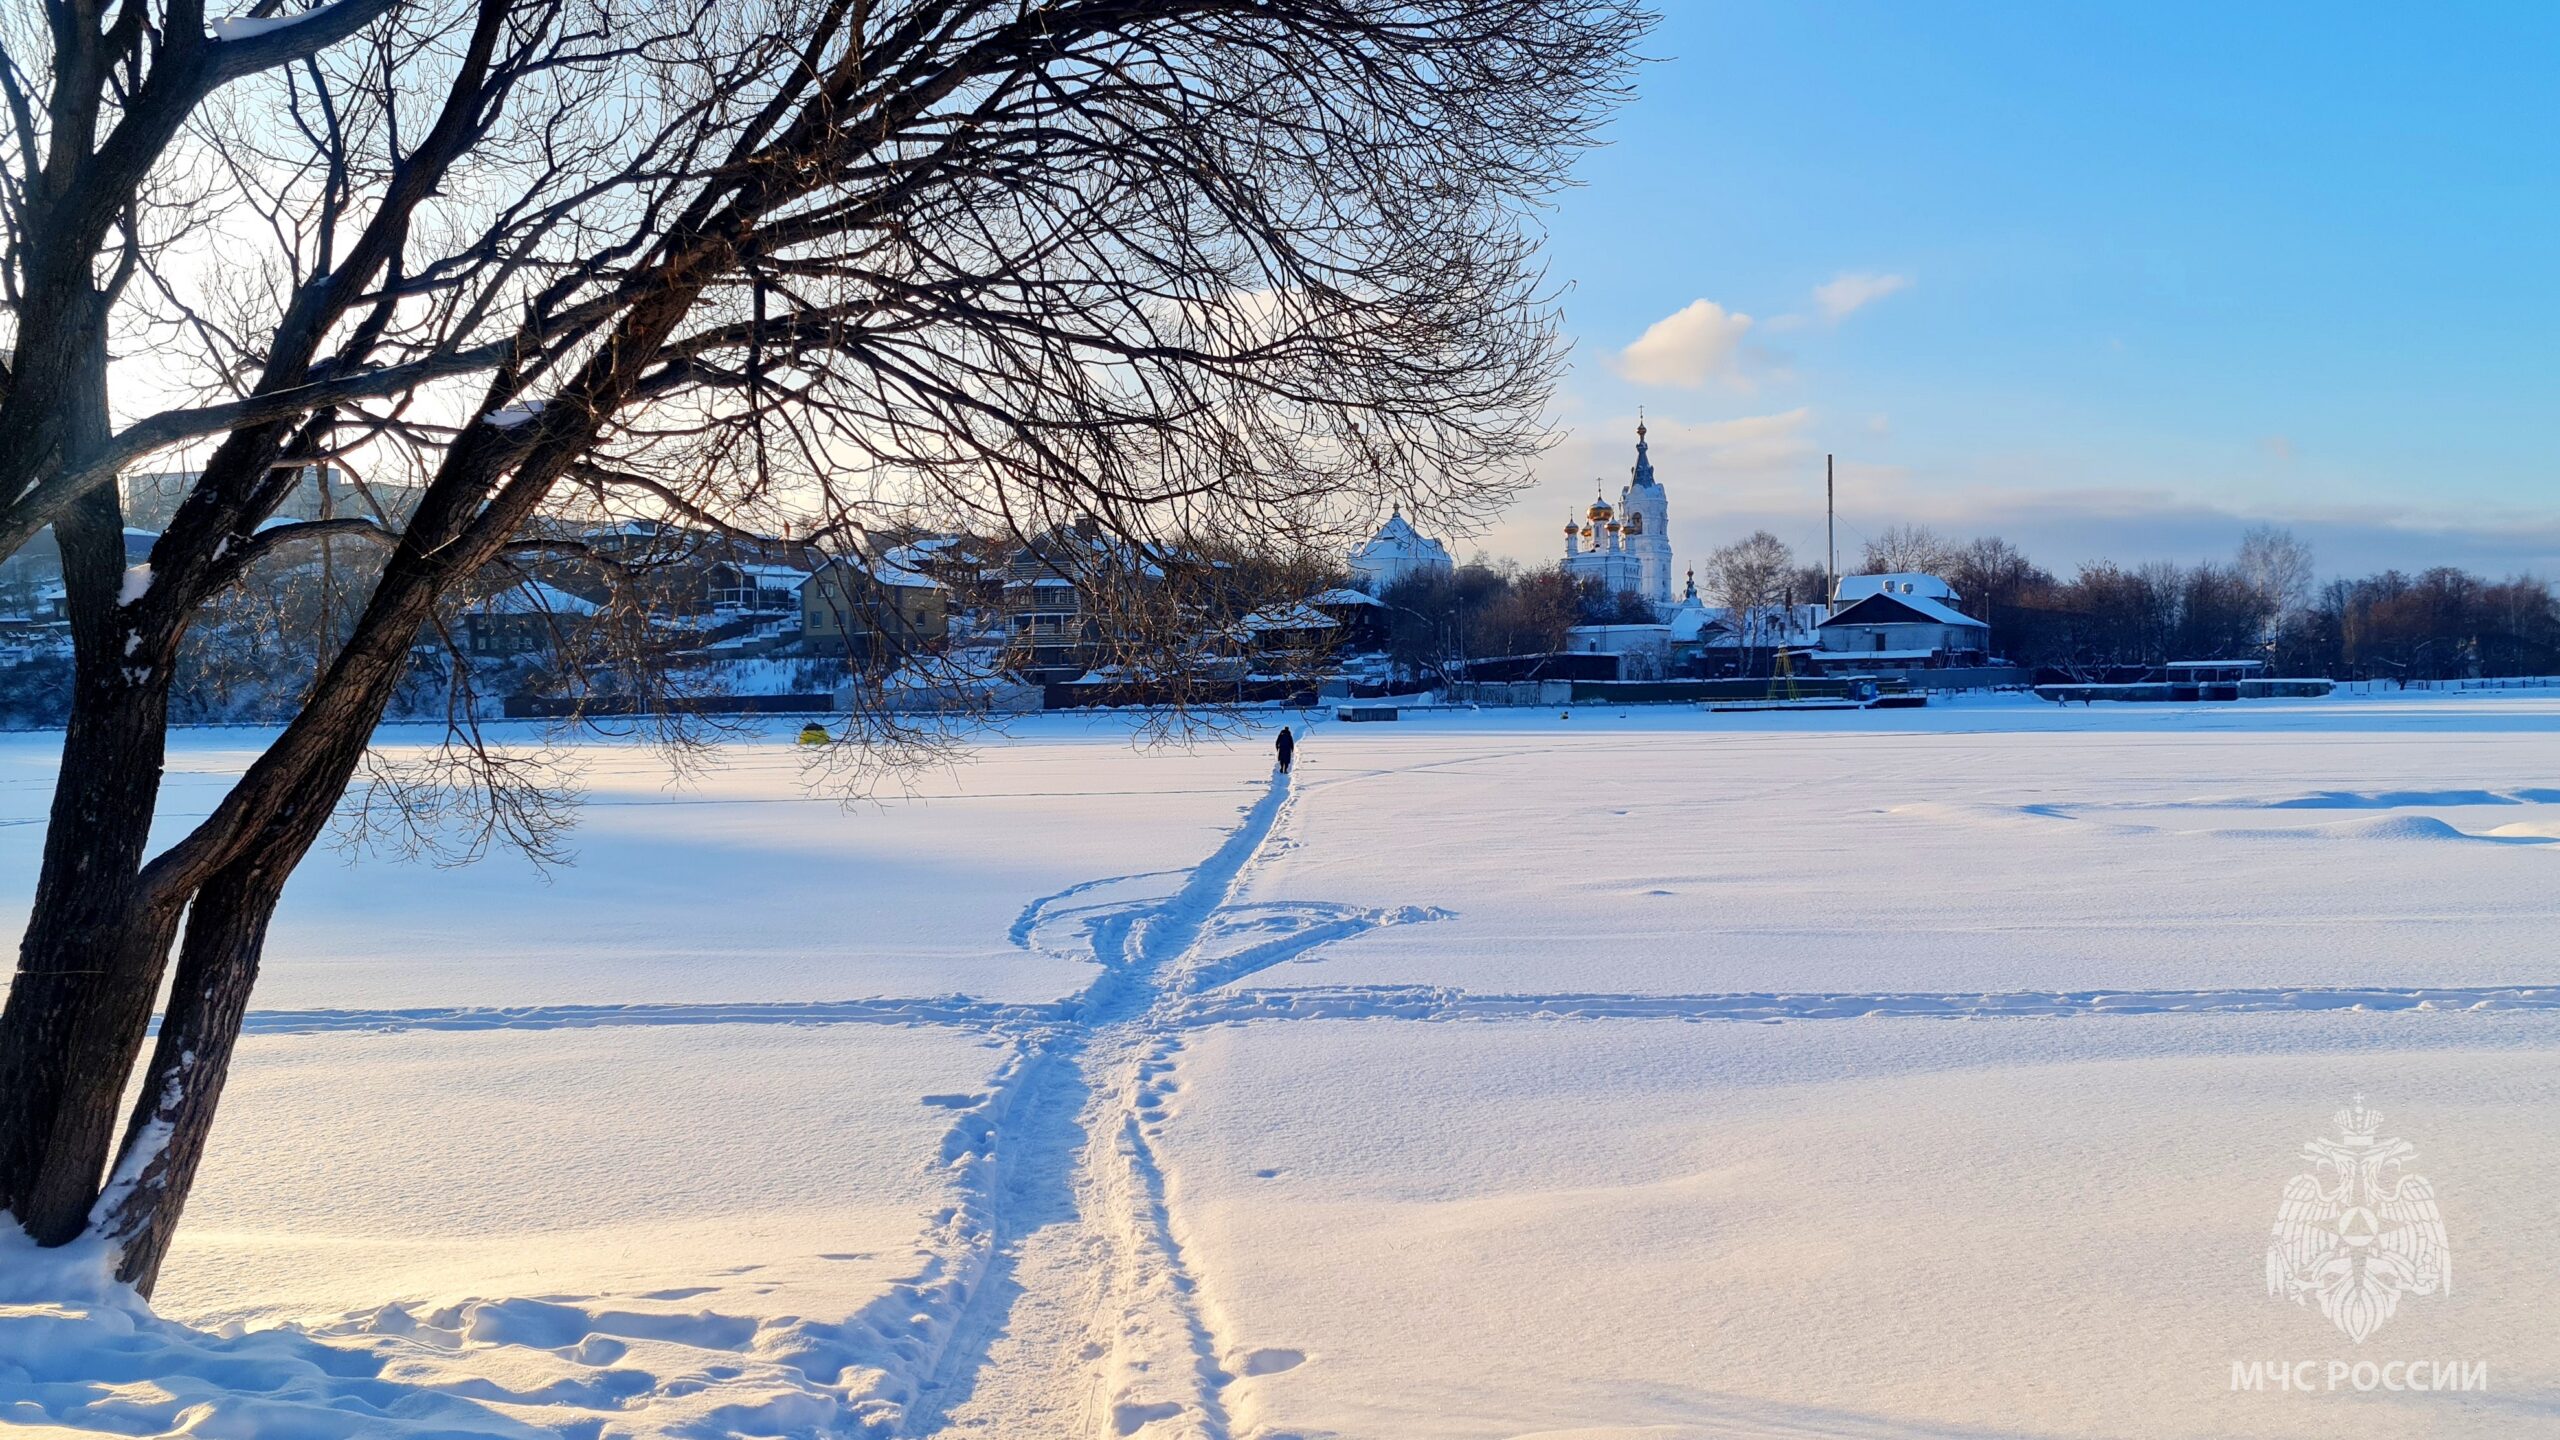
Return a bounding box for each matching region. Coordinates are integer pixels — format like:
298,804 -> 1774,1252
1858,523 -> 1957,576
1781,561 -> 1829,611
2237,524 -> 2314,629
0,0 -> 1649,1291
1945,536 -> 2048,620
2176,560 -> 2274,659
1706,528 -> 1790,671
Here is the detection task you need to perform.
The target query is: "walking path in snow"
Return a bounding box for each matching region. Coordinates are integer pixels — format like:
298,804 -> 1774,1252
887,770 -> 1414,1438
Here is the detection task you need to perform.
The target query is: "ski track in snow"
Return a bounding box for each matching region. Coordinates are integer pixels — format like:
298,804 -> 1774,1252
225,997 -> 1066,1037
222,983 -> 2560,1041
135,739 -> 2560,1438
1167,982 -> 2560,1026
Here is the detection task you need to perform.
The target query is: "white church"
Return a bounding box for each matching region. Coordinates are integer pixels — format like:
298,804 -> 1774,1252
1347,507 -> 1454,594
1334,419 -> 1991,678
1564,420 -> 1677,609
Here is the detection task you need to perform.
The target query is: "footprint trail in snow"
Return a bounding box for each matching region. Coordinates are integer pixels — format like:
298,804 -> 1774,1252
892,768 -> 1441,1438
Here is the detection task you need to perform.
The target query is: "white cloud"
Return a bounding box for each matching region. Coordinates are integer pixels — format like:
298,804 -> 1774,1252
1644,407 -> 1817,474
1812,271 -> 1911,322
1615,299 -> 1754,389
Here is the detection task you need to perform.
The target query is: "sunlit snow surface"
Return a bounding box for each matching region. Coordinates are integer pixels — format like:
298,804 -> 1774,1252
1,696 -> 2556,1438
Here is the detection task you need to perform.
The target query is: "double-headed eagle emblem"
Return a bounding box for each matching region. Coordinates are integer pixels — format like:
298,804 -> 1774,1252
2265,1098 -> 2451,1343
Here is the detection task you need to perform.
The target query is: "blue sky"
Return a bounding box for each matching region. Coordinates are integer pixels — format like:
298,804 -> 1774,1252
1482,1 -> 2560,583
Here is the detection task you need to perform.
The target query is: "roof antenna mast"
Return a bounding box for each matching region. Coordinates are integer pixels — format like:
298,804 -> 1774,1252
1825,453 -> 1838,616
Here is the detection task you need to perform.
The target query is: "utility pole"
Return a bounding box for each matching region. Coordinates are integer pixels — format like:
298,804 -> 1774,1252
1825,453 -> 1837,616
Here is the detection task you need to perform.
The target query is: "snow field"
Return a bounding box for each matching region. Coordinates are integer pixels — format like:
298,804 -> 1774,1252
0,719 -> 1263,1010
1153,1013 -> 2560,1440
1237,699 -> 2560,995
4,694 -> 2559,1437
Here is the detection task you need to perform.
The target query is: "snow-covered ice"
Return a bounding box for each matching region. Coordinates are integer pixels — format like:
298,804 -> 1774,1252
1232,699 -> 2560,995
2,694 -> 2557,1437
1156,1011 -> 2560,1439
0,720 -> 1253,1009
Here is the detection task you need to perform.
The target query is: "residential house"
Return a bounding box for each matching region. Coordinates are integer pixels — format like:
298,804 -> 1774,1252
1236,587 -> 1391,670
559,521 -> 820,628
1815,573 -> 1990,666
998,521 -> 1165,682
460,581 -> 600,658
800,552 -> 950,660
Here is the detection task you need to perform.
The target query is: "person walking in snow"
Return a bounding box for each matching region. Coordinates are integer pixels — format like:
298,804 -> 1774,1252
1274,725 -> 1296,775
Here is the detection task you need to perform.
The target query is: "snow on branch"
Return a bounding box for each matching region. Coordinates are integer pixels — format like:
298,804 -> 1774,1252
204,0 -> 402,80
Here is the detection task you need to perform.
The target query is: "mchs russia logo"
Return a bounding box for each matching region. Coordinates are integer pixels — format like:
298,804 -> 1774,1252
2265,1098 -> 2451,1344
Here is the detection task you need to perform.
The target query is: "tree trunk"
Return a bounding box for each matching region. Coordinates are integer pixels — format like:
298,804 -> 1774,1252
90,862 -> 286,1295
0,484 -> 184,1243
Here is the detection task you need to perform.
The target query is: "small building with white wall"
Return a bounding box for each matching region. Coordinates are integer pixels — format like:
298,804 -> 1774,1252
1815,573 -> 1989,666
1563,622 -> 1673,680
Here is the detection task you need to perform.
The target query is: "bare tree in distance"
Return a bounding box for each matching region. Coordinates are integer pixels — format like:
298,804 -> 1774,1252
1858,523 -> 1958,577
1782,562 -> 1830,611
2237,524 -> 2316,629
1945,536 -> 2049,619
1707,529 -> 1792,672
0,0 -> 1652,1291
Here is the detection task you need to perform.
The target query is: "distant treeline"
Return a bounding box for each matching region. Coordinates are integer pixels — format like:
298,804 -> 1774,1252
1373,522 -> 2560,682
1884,525 -> 2560,678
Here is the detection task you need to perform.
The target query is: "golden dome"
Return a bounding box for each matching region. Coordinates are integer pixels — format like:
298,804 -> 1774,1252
1586,498 -> 1614,521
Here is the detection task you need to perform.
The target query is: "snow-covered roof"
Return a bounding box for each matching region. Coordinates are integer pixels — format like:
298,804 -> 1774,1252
1021,528 -> 1169,580
870,536 -> 976,580
1568,622 -> 1670,635
804,550 -> 947,594
1307,587 -> 1384,608
1666,604 -> 1731,644
718,561 -> 815,585
1241,602 -> 1340,634
1669,601 -> 1823,647
1351,511 -> 1452,568
476,582 -> 598,616
1835,572 -> 1960,605
1818,590 -> 1986,629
